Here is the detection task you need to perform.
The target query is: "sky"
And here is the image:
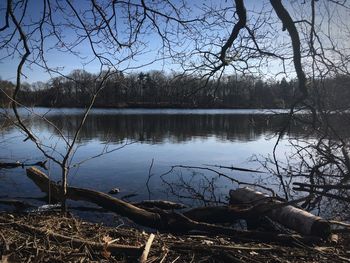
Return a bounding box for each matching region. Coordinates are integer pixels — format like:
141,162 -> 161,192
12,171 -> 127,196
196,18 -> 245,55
0,0 -> 349,84
0,0 -> 188,83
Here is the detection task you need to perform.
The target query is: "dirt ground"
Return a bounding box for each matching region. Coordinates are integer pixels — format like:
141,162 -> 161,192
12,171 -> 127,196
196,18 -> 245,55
0,212 -> 349,263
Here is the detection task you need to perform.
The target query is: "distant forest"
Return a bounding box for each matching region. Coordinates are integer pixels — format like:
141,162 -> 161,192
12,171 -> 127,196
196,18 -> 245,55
1,70 -> 349,109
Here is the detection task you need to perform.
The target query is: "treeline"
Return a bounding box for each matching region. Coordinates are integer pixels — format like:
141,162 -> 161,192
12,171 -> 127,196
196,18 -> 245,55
22,113 -> 312,144
1,70 -> 349,109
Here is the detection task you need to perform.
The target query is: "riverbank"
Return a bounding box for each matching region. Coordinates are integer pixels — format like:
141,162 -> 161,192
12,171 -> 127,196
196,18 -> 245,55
28,103 -> 289,110
0,102 -> 290,110
1,212 -> 349,263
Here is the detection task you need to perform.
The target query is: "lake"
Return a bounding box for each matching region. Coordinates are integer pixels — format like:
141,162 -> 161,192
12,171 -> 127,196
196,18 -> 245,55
0,108 -> 316,216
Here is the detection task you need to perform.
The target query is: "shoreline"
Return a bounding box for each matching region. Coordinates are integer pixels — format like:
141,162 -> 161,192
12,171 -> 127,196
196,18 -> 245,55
1,211 -> 348,262
1,103 -> 289,110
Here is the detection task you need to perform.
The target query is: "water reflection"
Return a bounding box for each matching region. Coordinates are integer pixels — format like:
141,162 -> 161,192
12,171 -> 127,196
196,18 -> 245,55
1,109 -> 349,221
25,112 -> 306,144
1,109 -> 297,204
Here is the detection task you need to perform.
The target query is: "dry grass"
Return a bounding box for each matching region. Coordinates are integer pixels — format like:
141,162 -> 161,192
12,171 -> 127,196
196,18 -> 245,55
0,212 -> 349,263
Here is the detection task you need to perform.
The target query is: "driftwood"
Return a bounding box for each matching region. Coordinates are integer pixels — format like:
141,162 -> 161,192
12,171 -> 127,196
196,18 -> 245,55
139,233 -> 155,263
135,200 -> 187,210
182,206 -> 253,224
27,167 -> 162,229
26,167 -> 249,228
26,167 -> 323,245
229,188 -> 331,238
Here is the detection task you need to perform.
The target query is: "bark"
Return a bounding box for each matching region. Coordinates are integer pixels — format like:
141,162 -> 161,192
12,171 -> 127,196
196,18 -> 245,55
270,0 -> 307,98
183,206 -> 252,224
135,200 -> 187,210
219,0 -> 247,64
229,187 -> 330,238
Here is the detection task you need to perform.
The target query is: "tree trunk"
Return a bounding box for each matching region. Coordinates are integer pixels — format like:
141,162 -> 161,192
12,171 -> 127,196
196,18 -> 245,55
229,187 -> 330,238
26,167 -> 162,228
61,167 -> 68,213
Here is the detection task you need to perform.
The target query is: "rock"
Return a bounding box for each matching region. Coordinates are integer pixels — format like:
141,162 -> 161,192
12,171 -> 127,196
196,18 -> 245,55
108,188 -> 120,195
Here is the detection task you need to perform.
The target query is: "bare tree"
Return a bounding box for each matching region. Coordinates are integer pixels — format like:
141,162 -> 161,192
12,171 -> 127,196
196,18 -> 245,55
0,0 -> 201,211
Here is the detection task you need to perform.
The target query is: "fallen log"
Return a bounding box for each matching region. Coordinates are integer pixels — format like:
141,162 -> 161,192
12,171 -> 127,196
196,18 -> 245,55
182,195 -> 314,225
28,167 -> 235,230
229,188 -> 331,238
135,200 -> 187,210
182,206 -> 252,224
26,167 -> 162,229
27,167 -> 250,226
26,167 -> 322,245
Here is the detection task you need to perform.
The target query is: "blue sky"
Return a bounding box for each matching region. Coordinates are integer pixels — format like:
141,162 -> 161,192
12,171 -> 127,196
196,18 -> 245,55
1,0 -> 347,83
0,0 -> 190,82
0,0 -> 274,83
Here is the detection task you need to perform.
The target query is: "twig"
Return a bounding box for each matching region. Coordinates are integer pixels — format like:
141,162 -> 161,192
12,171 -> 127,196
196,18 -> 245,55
159,248 -> 169,263
293,187 -> 350,202
171,256 -> 180,263
169,242 -> 276,251
146,159 -> 155,200
329,220 -> 350,228
203,164 -> 264,173
294,182 -> 350,190
0,230 -> 9,252
7,220 -> 143,256
139,233 -> 155,263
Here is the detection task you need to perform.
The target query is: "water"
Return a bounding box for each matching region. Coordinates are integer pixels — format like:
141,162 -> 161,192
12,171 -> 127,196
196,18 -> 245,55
0,108 -> 311,211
